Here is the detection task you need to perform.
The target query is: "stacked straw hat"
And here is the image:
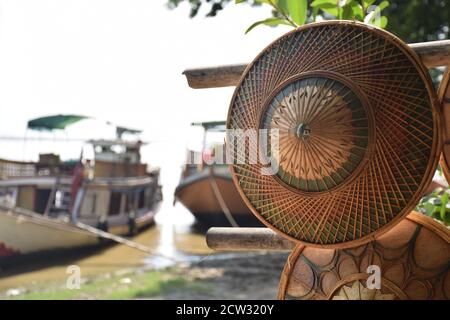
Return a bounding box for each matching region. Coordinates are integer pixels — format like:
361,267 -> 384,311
227,21 -> 449,299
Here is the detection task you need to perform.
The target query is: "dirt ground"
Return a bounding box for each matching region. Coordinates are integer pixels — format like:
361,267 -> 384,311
0,251 -> 289,300
155,252 -> 289,300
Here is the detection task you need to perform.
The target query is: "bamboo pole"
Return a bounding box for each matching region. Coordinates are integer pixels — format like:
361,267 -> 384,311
206,227 -> 295,251
183,40 -> 450,89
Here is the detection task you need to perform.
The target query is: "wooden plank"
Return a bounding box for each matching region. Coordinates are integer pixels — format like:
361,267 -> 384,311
183,40 -> 450,89
412,40 -> 450,69
182,64 -> 246,89
206,227 -> 296,251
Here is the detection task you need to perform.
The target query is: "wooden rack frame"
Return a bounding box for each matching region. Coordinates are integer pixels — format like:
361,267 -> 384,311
186,38 -> 450,252
183,40 -> 450,89
206,227 -> 295,251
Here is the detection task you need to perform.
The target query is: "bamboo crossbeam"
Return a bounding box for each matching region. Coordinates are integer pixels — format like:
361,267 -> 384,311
183,40 -> 450,89
206,227 -> 295,251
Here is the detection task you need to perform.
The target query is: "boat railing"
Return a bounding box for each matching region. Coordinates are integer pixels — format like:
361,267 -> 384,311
1,157 -> 151,180
0,158 -> 76,179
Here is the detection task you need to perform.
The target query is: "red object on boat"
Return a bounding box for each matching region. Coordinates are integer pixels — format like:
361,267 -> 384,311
71,162 -> 84,209
202,148 -> 214,165
0,242 -> 20,257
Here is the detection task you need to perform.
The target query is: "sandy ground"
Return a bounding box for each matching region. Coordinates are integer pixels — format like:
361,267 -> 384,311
155,252 -> 289,300
0,251 -> 289,299
0,209 -> 290,299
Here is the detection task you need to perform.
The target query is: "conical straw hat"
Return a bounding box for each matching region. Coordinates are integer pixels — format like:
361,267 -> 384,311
227,21 -> 441,248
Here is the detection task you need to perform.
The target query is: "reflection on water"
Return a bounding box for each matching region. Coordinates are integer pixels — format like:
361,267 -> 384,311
0,203 -> 216,291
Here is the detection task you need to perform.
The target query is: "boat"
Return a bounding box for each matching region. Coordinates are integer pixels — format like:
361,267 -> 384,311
174,121 -> 261,227
0,115 -> 162,261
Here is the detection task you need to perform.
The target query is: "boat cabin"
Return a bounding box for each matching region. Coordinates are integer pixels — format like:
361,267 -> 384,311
0,138 -> 161,234
183,121 -> 227,178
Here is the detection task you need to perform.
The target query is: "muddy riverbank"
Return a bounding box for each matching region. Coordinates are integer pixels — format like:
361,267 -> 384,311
0,204 -> 289,299
0,252 -> 288,299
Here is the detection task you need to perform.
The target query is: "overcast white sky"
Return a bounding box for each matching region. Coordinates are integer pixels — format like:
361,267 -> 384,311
0,0 -> 292,199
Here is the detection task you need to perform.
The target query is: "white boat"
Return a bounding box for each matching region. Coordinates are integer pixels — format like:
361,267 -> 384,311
0,115 -> 162,260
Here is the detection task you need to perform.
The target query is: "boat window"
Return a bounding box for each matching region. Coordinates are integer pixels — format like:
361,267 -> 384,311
138,189 -> 145,209
52,189 -> 71,212
108,191 -> 121,216
35,189 -> 51,214
55,190 -> 63,208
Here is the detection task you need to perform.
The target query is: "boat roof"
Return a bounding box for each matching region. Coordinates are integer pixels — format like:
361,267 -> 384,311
116,126 -> 142,138
27,114 -> 89,131
191,121 -> 226,132
27,115 -> 143,138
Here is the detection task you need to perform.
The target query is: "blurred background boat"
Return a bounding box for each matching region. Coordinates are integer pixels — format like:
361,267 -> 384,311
174,121 -> 261,227
0,115 -> 162,261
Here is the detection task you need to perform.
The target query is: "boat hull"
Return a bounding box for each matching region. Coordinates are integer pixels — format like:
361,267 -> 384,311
0,203 -> 159,263
175,168 -> 261,227
0,208 -> 100,258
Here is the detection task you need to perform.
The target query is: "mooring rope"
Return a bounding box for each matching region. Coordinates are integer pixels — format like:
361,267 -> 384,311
1,205 -> 178,263
208,166 -> 239,228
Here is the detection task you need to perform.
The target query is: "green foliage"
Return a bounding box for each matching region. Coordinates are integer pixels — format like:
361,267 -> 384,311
245,17 -> 293,34
289,0 -> 308,26
167,0 -> 449,42
240,1 -> 299,33
168,0 -> 450,225
384,0 -> 450,43
416,187 -> 450,226
236,0 -> 391,33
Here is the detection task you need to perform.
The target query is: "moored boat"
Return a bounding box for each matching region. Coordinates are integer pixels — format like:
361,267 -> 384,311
174,121 -> 260,227
0,115 -> 162,260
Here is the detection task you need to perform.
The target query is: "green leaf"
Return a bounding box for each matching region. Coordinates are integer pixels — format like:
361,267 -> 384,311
348,1 -> 364,20
275,0 -> 289,14
245,17 -> 292,34
311,0 -> 339,16
338,0 -> 353,7
378,0 -> 390,11
365,12 -> 388,28
311,0 -> 337,7
378,15 -> 388,28
363,0 -> 376,6
312,6 -> 319,21
319,4 -> 339,16
288,0 -> 307,26
235,0 -> 247,4
366,0 -> 389,16
341,4 -> 353,19
440,193 -> 448,222
445,210 -> 450,225
422,203 -> 436,216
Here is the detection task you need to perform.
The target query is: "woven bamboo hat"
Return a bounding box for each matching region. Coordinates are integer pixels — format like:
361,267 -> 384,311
278,212 -> 450,300
227,21 -> 441,248
439,70 -> 450,183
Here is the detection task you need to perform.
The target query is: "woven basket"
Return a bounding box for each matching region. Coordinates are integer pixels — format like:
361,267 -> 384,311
278,212 -> 449,300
